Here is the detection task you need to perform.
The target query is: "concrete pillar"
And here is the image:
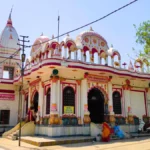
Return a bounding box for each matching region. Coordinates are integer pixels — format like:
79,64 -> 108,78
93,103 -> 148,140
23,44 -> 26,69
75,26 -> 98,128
123,90 -> 131,117
81,50 -> 84,61
28,87 -> 31,109
74,51 -> 77,60
111,57 -> 114,66
76,81 -> 81,117
119,59 -> 121,68
50,81 -> 57,113
38,82 -> 44,116
108,82 -> 114,114
49,79 -> 60,125
105,57 -> 108,65
64,47 -> 67,58
81,79 -> 90,124
57,79 -> 61,116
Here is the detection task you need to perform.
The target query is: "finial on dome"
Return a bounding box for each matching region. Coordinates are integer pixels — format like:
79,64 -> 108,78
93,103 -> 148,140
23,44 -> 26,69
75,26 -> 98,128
89,26 -> 93,31
7,5 -> 13,26
52,35 -> 54,39
41,32 -> 43,36
110,44 -> 113,48
67,33 -> 69,36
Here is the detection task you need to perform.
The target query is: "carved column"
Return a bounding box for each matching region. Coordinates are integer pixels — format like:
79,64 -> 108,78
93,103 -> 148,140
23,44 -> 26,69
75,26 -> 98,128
111,56 -> 114,66
81,75 -> 91,124
108,81 -> 115,124
28,86 -> 31,109
123,79 -> 133,124
49,77 -> 60,125
76,80 -> 81,124
38,81 -> 44,117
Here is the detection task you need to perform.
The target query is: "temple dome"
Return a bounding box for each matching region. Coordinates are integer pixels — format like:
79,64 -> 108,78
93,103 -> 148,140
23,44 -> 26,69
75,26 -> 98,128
31,34 -> 49,57
76,27 -> 108,49
0,13 -> 19,50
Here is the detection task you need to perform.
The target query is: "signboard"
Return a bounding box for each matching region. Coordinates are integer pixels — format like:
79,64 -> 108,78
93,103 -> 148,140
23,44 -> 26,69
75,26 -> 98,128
0,93 -> 15,100
64,106 -> 74,114
87,74 -> 108,83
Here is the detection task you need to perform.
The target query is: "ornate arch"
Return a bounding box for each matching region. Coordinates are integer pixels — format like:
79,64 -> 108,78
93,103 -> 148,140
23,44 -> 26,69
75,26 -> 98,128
31,90 -> 38,102
88,86 -> 109,104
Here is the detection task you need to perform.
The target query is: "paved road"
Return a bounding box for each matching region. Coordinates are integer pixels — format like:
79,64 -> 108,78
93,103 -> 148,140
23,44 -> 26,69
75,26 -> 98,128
0,137 -> 150,150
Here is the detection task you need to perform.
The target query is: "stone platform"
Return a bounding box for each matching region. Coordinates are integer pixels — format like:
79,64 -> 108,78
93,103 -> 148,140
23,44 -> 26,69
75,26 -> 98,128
35,125 -> 90,137
21,136 -> 95,147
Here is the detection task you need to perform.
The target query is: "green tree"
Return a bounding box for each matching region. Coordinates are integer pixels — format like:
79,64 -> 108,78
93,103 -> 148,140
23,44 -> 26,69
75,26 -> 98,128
134,20 -> 150,57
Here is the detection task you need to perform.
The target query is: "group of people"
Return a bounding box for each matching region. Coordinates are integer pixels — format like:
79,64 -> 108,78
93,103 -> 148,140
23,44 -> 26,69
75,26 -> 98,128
26,106 -> 40,124
101,122 -> 125,142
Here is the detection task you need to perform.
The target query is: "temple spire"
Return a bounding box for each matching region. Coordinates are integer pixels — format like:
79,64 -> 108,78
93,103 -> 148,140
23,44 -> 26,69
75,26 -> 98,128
7,6 -> 13,26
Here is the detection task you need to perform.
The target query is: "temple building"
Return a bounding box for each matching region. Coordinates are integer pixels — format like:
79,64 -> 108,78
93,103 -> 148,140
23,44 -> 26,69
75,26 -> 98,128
1,12 -> 150,137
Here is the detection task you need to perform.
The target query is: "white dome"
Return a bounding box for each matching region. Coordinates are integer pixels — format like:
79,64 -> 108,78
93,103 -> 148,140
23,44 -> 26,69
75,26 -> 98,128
0,16 -> 19,50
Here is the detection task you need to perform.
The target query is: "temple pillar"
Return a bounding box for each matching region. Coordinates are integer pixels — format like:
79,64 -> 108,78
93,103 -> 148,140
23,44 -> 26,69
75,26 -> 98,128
64,47 -> 67,58
81,50 -> 84,61
76,80 -> 81,124
108,82 -> 114,114
74,51 -> 77,60
49,78 -> 60,125
123,90 -> 131,116
108,82 -> 115,124
57,79 -> 61,116
123,89 -> 134,124
119,59 -> 121,68
105,57 -> 108,65
28,87 -> 31,109
38,81 -> 44,117
111,57 -> 114,66
81,78 -> 91,124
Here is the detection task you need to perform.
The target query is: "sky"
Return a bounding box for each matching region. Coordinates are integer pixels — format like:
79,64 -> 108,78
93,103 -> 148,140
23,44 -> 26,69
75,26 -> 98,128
0,0 -> 149,64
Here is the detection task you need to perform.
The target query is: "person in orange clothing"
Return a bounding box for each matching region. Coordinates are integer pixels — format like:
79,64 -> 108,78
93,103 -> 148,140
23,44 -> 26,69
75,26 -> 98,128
101,122 -> 111,142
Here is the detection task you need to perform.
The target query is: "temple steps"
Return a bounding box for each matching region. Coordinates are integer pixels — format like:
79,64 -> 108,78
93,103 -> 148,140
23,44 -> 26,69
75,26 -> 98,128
21,136 -> 95,147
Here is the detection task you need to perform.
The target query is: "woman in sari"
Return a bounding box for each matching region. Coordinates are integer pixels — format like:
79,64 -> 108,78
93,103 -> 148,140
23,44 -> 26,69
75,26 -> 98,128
101,122 -> 111,142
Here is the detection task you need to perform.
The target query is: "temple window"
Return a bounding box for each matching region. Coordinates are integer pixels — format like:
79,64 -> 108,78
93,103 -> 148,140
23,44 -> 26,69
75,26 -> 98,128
3,66 -> 14,79
46,88 -> 51,114
63,86 -> 75,114
0,110 -> 10,124
113,91 -> 122,114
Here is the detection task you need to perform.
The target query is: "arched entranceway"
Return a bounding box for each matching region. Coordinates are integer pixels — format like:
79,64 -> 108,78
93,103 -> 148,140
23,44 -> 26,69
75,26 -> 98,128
33,92 -> 39,113
88,88 -> 104,123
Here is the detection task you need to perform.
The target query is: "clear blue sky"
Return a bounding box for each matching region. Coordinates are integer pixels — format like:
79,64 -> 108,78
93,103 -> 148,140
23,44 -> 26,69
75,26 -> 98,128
0,0 -> 149,64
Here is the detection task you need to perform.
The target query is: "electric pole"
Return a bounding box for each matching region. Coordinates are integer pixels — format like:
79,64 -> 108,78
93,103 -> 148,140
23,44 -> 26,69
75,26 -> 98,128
17,35 -> 30,147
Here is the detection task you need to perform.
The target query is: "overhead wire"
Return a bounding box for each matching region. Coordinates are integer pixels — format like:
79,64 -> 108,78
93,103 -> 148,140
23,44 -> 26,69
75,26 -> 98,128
30,0 -> 138,47
0,0 -> 138,64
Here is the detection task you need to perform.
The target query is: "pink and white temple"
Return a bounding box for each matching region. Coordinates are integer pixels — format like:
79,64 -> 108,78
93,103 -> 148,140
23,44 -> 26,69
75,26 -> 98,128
1,12 -> 150,137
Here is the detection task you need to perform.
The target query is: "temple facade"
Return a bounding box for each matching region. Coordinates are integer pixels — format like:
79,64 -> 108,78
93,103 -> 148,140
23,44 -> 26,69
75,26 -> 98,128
0,13 -> 150,133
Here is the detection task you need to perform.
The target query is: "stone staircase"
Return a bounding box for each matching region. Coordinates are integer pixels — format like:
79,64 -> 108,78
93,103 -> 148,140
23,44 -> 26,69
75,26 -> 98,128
2,122 -> 26,140
2,121 -> 35,140
6,129 -> 19,140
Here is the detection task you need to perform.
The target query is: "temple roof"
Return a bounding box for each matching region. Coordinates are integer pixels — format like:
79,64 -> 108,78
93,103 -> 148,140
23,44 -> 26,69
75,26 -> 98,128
0,10 -> 19,50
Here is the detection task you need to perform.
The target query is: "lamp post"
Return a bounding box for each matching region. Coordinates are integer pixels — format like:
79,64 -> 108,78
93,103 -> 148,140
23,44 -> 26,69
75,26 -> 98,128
17,35 -> 30,146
